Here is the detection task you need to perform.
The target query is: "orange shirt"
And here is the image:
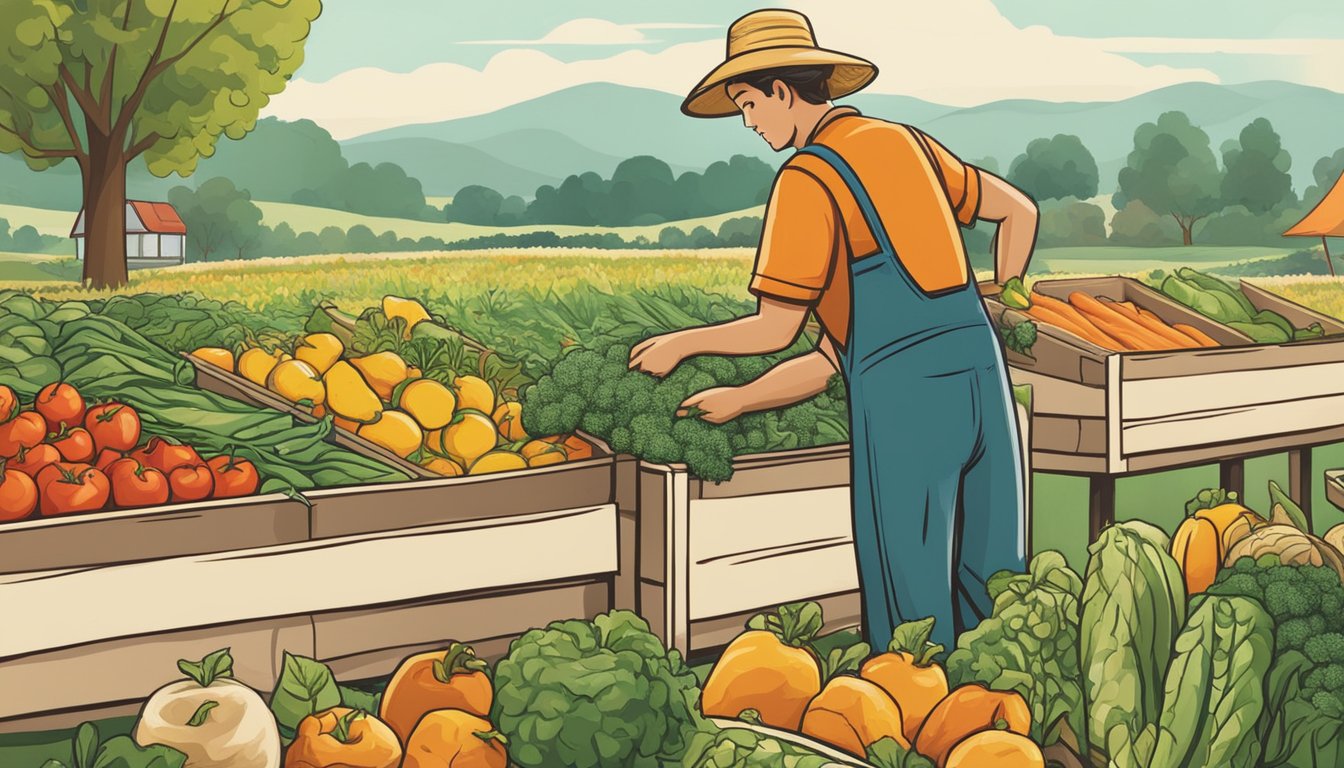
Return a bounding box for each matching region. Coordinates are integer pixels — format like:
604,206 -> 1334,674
748,107 -> 984,349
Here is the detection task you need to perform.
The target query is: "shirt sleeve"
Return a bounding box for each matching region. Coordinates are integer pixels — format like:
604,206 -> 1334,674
909,127 -> 983,228
748,166 -> 837,304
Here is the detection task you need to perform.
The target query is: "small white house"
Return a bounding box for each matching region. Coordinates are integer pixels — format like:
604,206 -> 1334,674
70,200 -> 187,269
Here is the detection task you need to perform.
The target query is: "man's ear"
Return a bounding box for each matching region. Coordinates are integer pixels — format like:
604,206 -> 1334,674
773,80 -> 792,105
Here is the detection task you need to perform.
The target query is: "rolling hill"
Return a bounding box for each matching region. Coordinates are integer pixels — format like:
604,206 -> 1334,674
343,137 -> 557,198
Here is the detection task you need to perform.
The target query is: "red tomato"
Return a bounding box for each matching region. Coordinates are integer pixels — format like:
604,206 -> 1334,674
36,382 -> 86,433
0,463 -> 37,522
38,463 -> 109,517
0,385 -> 17,424
85,403 -> 141,453
0,412 -> 45,458
206,454 -> 260,499
50,426 -> 95,463
108,458 -> 170,509
12,443 -> 60,477
131,437 -> 204,475
168,464 -> 214,502
94,448 -> 123,474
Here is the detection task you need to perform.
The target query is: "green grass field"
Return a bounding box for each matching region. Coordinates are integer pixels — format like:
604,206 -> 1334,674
1032,245 -> 1292,274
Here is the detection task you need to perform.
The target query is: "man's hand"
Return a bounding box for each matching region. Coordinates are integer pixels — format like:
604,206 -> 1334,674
629,332 -> 687,377
678,387 -> 748,424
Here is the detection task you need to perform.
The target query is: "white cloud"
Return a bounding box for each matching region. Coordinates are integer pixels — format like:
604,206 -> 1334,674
1096,36 -> 1344,92
266,1 -> 1341,139
459,18 -> 716,46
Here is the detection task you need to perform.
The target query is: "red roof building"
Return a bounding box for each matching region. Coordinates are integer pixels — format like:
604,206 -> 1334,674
70,200 -> 188,267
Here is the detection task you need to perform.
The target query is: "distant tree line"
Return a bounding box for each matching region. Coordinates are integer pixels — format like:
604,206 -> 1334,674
0,218 -> 66,254
165,178 -> 767,261
444,154 -> 774,227
997,113 -> 1342,249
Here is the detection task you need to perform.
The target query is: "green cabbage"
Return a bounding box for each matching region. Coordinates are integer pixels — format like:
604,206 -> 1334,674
492,611 -> 702,768
947,551 -> 1085,750
1149,595 -> 1274,768
1080,521 -> 1186,768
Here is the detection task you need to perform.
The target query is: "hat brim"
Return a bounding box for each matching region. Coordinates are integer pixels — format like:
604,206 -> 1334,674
681,47 -> 877,118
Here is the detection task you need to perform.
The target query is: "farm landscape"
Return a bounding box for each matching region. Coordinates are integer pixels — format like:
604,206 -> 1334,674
2,1 -> 1344,768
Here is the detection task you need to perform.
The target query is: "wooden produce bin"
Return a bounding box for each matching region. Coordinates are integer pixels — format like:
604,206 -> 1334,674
995,276 -> 1344,537
1327,469 -> 1344,514
606,394 -> 1032,659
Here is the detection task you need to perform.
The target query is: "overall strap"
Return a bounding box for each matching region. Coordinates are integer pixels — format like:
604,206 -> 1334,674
792,144 -> 895,257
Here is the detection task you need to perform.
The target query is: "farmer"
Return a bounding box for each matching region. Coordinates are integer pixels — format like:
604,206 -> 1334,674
629,9 -> 1040,651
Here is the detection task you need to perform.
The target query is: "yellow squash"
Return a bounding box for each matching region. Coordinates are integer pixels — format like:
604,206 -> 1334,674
434,410 -> 498,467
469,450 -> 527,476
351,352 -> 412,401
192,347 -> 234,372
294,332 -> 344,374
397,379 -> 457,430
492,401 -> 526,442
382,295 -> 432,338
358,411 -> 423,458
267,359 -> 326,406
238,347 -> 287,387
454,375 -> 496,415
324,361 -> 383,424
1171,501 -> 1265,595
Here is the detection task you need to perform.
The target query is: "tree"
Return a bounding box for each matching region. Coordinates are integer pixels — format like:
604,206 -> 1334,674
0,1 -> 320,288
447,185 -> 504,225
1220,118 -> 1294,214
204,117 -> 346,204
1115,112 -> 1224,246
168,177 -> 261,262
1303,149 -> 1344,209
1036,199 -> 1107,247
1109,200 -> 1182,246
1008,135 -> 1099,202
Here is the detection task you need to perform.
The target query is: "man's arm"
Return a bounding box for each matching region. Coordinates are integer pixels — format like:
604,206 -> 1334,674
976,171 -> 1039,283
679,335 -> 841,424
671,296 -> 811,357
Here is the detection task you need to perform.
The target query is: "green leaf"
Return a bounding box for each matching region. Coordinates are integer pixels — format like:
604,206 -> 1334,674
186,701 -> 218,727
1184,488 -> 1234,517
75,722 -> 99,768
269,652 -> 341,745
176,648 -> 233,688
338,684 -> 380,714
88,737 -> 186,768
820,641 -> 871,681
330,709 -> 366,744
1268,479 -> 1310,532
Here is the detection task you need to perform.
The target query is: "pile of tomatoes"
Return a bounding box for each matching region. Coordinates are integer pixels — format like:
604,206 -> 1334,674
0,382 -> 261,522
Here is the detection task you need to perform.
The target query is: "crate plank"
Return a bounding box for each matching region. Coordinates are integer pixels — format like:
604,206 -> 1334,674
0,495 -> 307,575
1121,338 -> 1344,380
313,579 -> 609,677
1121,395 -> 1344,456
0,616 -> 312,722
1327,470 -> 1344,513
1007,369 -> 1105,417
1122,361 -> 1344,420
689,591 -> 861,657
697,445 -> 851,500
0,505 -> 617,660
306,459 -> 614,539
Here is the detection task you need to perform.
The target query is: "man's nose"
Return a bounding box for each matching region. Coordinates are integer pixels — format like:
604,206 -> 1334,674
742,112 -> 755,130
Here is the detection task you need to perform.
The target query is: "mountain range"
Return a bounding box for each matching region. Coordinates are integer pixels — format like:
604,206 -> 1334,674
0,79 -> 1339,213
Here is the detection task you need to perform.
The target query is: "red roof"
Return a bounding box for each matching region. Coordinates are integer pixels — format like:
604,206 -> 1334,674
69,200 -> 187,237
128,201 -> 187,234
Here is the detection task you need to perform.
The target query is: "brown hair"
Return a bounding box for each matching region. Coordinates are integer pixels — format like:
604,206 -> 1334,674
727,65 -> 834,105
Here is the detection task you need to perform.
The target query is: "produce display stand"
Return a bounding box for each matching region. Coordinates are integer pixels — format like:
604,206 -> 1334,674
1327,469 -> 1344,513
600,393 -> 1032,659
992,276 -> 1344,540
0,371 -> 622,730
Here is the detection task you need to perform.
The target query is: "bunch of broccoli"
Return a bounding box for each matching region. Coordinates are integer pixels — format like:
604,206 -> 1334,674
1207,555 -> 1344,718
521,343 -> 849,482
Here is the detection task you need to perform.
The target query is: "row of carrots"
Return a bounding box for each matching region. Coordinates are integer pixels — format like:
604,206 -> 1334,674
1022,291 -> 1220,352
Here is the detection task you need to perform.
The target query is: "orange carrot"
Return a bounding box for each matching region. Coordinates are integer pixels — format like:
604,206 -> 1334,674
1101,299 -> 1201,348
1068,292 -> 1180,350
1172,323 -> 1220,348
1025,305 -> 1122,350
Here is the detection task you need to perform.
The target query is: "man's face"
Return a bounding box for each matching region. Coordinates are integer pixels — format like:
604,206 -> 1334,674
730,82 -> 794,152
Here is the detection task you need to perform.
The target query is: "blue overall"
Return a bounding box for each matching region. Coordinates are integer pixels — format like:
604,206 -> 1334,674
794,144 -> 1027,653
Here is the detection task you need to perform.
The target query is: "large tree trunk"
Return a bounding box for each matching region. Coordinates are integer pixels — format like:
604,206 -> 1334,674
81,133 -> 129,290
1181,225 -> 1193,246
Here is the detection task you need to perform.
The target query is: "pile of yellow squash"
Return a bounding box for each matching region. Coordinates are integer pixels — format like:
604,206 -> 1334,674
190,298 -> 591,477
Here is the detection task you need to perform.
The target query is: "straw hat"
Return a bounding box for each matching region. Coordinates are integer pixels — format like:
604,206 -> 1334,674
682,9 -> 877,118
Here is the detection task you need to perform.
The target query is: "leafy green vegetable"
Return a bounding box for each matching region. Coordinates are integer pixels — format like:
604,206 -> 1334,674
1205,554 -> 1344,745
1184,488 -> 1239,516
269,652 -> 342,745
186,701 -> 219,728
492,610 -> 702,768
1257,651 -> 1344,768
867,736 -> 936,768
45,721 -> 186,768
1080,521 -> 1186,768
523,344 -> 848,481
1000,277 -> 1031,310
1176,268 -> 1257,319
680,726 -> 835,768
338,684 -> 382,715
998,316 -> 1038,356
1228,320 -> 1291,344
948,551 -> 1085,749
1268,479 -> 1312,532
1294,323 -> 1326,341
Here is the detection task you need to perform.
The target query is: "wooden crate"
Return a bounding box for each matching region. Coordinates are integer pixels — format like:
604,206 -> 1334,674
996,276 -> 1344,474
1327,470 -> 1344,513
186,351 -> 432,478
607,396 -> 1031,658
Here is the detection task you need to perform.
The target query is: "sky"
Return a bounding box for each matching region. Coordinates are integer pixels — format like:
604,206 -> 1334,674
262,0 -> 1344,140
